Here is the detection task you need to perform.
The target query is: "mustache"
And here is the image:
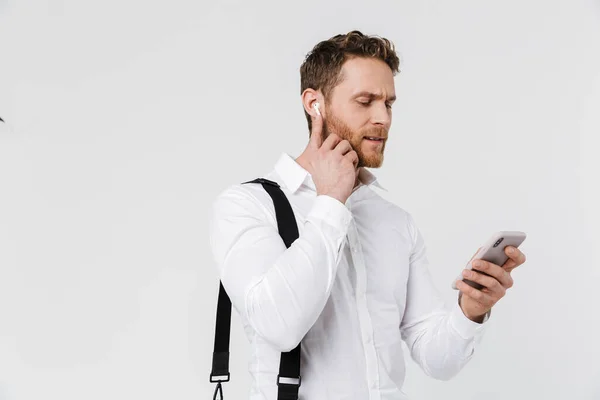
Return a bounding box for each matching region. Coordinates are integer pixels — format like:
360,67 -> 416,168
322,116 -> 388,139
362,126 -> 388,138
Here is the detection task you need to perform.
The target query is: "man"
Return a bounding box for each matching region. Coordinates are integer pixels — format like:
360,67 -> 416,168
209,30 -> 527,399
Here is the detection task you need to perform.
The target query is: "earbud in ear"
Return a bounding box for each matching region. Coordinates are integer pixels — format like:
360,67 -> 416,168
313,102 -> 321,116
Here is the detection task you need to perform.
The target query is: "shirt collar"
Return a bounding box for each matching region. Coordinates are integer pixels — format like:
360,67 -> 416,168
274,153 -> 387,194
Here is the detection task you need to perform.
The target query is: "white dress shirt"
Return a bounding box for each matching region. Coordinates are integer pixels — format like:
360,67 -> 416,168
209,153 -> 488,400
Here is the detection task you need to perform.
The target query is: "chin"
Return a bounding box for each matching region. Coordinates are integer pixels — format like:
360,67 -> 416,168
360,158 -> 384,168
359,152 -> 384,168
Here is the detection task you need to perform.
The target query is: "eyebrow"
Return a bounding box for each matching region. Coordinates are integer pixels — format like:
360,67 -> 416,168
353,91 -> 396,102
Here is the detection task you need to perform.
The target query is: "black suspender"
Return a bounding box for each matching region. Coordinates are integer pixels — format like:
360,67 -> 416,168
210,281 -> 231,400
210,178 -> 302,400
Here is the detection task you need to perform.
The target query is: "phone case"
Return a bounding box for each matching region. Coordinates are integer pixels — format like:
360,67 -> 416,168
451,231 -> 527,290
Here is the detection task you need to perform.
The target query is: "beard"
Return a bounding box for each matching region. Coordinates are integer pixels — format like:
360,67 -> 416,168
322,110 -> 388,168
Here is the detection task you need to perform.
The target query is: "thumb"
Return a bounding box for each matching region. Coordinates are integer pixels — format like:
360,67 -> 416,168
309,109 -> 324,149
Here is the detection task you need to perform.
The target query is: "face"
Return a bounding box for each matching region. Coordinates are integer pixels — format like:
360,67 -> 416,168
321,57 -> 396,168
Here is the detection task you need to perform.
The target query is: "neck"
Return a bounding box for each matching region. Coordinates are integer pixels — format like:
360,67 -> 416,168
354,172 -> 361,188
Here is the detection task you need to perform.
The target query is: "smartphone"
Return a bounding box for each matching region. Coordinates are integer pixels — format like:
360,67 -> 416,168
451,231 -> 527,290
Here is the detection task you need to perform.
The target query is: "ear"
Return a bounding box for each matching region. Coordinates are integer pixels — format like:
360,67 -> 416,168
301,88 -> 323,118
313,102 -> 321,116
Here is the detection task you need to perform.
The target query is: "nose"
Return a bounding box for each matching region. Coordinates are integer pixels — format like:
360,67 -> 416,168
371,102 -> 391,129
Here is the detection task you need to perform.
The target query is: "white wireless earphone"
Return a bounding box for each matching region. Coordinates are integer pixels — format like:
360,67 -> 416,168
313,102 -> 321,116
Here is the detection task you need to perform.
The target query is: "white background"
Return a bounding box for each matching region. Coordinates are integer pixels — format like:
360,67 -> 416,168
1,0 -> 599,399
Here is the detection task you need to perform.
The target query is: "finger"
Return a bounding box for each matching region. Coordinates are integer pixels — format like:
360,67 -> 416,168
309,110 -> 324,149
321,133 -> 342,151
456,280 -> 495,308
466,246 -> 482,265
462,269 -> 507,296
333,139 -> 353,155
472,259 -> 513,289
345,150 -> 359,168
502,246 -> 526,271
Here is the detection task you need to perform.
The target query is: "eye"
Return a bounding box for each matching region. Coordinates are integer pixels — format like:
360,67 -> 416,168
385,102 -> 393,109
357,99 -> 371,106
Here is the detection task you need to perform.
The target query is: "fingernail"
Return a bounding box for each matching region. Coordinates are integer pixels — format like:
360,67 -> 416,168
473,261 -> 480,267
462,270 -> 470,277
508,247 -> 515,254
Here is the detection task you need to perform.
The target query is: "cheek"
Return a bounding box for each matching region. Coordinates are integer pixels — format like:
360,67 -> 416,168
341,104 -> 369,125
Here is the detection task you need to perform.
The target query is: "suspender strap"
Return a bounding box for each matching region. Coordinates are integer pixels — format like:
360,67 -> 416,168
210,178 -> 302,400
210,281 -> 231,382
210,282 -> 231,400
244,178 -> 302,400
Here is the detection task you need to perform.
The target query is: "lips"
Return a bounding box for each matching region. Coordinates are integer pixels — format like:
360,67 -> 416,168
364,136 -> 385,141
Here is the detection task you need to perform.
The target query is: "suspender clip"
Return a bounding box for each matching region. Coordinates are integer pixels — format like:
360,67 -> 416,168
209,372 -> 230,383
277,374 -> 302,387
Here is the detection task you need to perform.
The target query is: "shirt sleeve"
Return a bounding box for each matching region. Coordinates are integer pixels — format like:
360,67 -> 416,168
209,184 -> 353,352
399,212 -> 489,381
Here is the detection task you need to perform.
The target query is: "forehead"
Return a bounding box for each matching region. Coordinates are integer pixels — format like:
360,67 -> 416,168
333,57 -> 395,96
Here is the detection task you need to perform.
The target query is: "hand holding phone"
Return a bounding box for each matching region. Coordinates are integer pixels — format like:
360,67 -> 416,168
452,231 -> 527,290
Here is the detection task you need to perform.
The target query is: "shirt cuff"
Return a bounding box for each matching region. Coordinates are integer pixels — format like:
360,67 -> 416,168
449,301 -> 489,339
307,195 -> 353,234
